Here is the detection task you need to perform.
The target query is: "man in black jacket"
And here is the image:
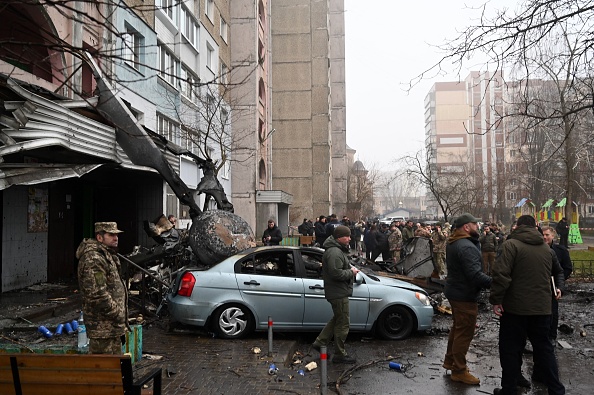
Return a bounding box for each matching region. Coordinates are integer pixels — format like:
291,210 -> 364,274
491,216 -> 565,395
443,213 -> 492,385
555,217 -> 569,247
262,219 -> 283,245
543,226 -> 572,342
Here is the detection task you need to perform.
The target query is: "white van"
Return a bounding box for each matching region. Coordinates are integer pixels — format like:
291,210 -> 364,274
380,216 -> 406,225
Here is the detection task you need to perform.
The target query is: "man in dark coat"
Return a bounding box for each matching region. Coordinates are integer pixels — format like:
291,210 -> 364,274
443,213 -> 492,385
555,217 -> 569,247
314,216 -> 328,246
298,218 -> 313,236
312,226 -> 359,364
490,215 -> 565,395
542,226 -> 572,342
262,219 -> 283,245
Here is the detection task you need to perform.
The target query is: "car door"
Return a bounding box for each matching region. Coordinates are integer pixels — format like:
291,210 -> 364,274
300,250 -> 370,330
235,249 -> 305,329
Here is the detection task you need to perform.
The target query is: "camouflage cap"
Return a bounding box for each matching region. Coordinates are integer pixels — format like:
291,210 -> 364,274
95,222 -> 124,234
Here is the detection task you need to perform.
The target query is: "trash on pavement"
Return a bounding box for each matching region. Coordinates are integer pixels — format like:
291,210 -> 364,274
251,346 -> 261,354
389,361 -> 406,372
305,361 -> 317,371
437,305 -> 452,314
144,353 -> 164,360
417,352 -> 424,357
298,369 -> 305,376
557,340 -> 572,349
580,330 -> 587,337
268,363 -> 278,375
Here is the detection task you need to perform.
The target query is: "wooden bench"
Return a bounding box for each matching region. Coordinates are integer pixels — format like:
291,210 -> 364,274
0,353 -> 161,395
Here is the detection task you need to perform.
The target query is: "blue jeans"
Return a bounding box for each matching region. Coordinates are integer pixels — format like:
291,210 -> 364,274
498,313 -> 565,395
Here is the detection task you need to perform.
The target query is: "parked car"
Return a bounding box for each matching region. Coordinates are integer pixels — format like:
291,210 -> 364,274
379,216 -> 406,225
167,246 -> 434,340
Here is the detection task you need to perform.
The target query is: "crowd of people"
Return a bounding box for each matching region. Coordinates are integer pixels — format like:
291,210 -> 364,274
289,213 -> 572,394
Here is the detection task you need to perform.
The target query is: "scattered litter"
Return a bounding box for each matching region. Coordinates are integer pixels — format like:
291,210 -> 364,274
437,305 -> 452,315
305,361 -> 317,371
557,340 -> 572,349
251,346 -> 261,354
580,330 -> 587,337
144,354 -> 164,361
268,364 -> 278,375
297,369 -> 305,376
417,352 -> 424,357
389,361 -> 406,372
166,366 -> 177,377
292,359 -> 302,365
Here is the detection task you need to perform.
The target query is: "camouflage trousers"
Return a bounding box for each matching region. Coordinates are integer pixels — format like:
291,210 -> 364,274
433,252 -> 446,275
89,336 -> 123,354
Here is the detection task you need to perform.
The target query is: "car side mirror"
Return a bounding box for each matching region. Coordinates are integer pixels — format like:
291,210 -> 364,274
355,272 -> 363,284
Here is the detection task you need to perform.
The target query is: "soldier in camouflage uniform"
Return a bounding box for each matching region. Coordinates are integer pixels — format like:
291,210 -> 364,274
431,223 -> 448,276
387,224 -> 402,262
76,222 -> 129,354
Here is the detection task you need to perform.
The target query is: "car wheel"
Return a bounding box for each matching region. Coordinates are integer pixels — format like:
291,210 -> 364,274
212,304 -> 254,339
376,305 -> 414,340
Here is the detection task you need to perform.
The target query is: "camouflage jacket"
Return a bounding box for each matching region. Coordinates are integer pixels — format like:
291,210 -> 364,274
76,239 -> 129,338
388,228 -> 403,251
432,230 -> 448,253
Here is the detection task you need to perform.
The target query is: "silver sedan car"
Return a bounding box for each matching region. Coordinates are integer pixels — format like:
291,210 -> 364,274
167,246 -> 434,339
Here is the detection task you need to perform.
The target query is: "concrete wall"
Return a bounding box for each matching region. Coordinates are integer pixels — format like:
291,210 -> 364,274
271,0 -> 334,223
2,186 -> 48,291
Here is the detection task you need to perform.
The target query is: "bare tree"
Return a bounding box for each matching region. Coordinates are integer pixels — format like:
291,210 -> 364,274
414,0 -> 594,223
346,160 -> 381,220
398,150 -> 482,222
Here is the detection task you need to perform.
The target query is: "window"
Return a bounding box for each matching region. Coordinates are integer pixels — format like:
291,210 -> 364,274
220,18 -> 228,43
181,66 -> 197,100
206,0 -> 214,22
181,127 -> 199,154
159,0 -> 178,25
239,251 -> 296,277
206,94 -> 216,115
206,43 -> 214,70
508,192 -> 517,201
302,251 -> 323,279
123,29 -> 141,69
159,45 -> 179,86
220,61 -> 227,85
157,114 -> 180,145
588,205 -> 594,214
182,7 -> 199,47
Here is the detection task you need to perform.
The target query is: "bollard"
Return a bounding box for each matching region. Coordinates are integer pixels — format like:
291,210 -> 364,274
320,345 -> 327,395
268,316 -> 273,357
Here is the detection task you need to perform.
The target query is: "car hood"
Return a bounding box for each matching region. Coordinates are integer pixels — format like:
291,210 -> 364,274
361,271 -> 426,294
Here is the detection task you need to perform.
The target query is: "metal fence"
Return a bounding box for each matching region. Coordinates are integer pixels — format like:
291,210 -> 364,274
571,260 -> 594,278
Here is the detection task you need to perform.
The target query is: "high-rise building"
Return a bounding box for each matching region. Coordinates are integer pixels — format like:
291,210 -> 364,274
425,71 -> 505,221
230,0 -> 349,236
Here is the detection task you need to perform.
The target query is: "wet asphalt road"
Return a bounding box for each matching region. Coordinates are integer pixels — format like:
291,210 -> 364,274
136,285 -> 594,395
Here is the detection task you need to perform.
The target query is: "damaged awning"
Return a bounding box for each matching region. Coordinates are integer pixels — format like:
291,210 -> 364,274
0,76 -> 155,189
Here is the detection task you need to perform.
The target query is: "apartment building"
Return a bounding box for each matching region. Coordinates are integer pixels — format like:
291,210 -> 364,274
425,71 -> 505,221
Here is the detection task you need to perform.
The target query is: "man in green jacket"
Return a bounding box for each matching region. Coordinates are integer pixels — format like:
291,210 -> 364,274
312,225 -> 359,364
490,215 -> 565,395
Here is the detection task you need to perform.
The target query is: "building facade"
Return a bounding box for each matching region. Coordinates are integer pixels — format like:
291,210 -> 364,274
425,71 -> 505,221
0,1 -> 232,292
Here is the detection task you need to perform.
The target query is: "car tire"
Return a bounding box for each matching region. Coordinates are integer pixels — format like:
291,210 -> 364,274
212,304 -> 254,339
376,305 -> 414,340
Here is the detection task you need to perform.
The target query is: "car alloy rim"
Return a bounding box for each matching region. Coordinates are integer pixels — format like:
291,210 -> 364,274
219,306 -> 247,335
